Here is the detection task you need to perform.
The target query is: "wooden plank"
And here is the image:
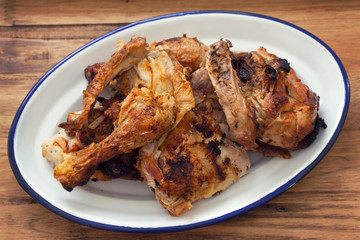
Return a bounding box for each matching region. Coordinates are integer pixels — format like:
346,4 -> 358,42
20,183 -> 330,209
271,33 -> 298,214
0,0 -> 359,26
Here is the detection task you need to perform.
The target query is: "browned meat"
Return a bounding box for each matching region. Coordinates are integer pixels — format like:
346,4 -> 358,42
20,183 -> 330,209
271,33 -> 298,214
232,47 -> 320,157
59,36 -> 148,131
154,36 -> 208,72
137,110 -> 250,216
54,87 -> 176,191
230,44 -> 321,157
206,40 -> 258,151
96,149 -> 141,180
42,103 -> 142,182
206,40 -> 323,158
84,62 -> 104,83
146,47 -> 195,127
189,67 -> 220,112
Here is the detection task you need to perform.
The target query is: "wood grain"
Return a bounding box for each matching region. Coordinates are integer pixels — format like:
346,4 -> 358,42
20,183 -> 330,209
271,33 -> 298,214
1,0 -> 359,239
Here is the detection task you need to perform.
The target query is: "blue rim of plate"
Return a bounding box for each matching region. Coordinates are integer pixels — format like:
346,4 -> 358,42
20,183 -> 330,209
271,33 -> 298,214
8,10 -> 350,233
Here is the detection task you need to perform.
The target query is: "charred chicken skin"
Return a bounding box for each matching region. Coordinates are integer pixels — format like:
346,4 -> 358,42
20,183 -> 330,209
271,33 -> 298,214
206,40 -> 258,150
54,87 -> 176,191
207,40 -> 321,158
137,110 -> 250,216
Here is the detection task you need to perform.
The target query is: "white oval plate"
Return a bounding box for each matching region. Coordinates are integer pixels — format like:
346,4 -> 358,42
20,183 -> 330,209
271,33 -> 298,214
8,11 -> 349,232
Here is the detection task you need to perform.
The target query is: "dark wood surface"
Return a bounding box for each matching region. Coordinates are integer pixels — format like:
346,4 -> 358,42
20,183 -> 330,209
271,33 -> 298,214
1,1 -> 359,239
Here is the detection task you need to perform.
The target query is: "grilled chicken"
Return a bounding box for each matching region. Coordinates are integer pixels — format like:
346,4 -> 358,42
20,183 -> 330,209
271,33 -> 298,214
146,46 -> 195,126
154,36 -> 208,72
42,129 -> 84,167
137,109 -> 250,216
234,47 -> 320,158
43,34 -> 325,217
189,67 -> 219,112
94,44 -> 196,126
206,40 -> 258,150
51,37 -> 195,191
59,35 -> 148,131
207,40 -> 321,157
54,87 -> 176,191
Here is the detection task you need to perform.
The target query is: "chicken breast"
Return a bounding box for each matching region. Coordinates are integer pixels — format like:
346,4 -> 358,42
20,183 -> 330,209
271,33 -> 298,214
137,110 -> 250,216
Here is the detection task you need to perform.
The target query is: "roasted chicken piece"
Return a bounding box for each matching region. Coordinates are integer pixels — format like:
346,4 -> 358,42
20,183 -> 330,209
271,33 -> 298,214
42,129 -> 84,167
146,46 -> 195,126
54,87 -> 176,191
206,40 -> 258,150
42,89 -> 141,182
189,67 -> 235,140
154,36 -> 208,72
90,44 -> 196,126
59,35 -> 148,131
189,67 -> 219,112
137,110 -> 250,216
207,39 -> 322,158
96,149 -> 141,181
52,36 -> 195,191
233,47 -> 321,158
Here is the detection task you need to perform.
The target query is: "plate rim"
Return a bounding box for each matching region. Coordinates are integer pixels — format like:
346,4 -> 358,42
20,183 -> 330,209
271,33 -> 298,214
7,10 -> 350,233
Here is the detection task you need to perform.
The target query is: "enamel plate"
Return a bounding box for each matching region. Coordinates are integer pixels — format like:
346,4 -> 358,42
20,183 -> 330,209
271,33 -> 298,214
8,11 -> 349,232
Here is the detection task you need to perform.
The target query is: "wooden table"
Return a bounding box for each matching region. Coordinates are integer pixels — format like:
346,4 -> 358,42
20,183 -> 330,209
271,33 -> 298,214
1,1 -> 359,239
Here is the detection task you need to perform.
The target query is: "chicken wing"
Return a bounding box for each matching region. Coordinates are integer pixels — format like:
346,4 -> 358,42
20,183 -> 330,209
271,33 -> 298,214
137,110 -> 250,216
59,35 -> 148,131
99,45 -> 196,126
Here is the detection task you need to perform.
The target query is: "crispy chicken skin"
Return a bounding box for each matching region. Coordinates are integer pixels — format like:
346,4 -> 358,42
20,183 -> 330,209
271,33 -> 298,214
232,47 -> 319,157
146,46 -> 195,127
42,129 -> 84,166
59,36 -> 148,131
52,37 -> 195,191
137,110 -> 250,216
154,36 -> 208,72
103,45 -> 196,127
206,40 -> 258,150
54,88 -> 176,191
